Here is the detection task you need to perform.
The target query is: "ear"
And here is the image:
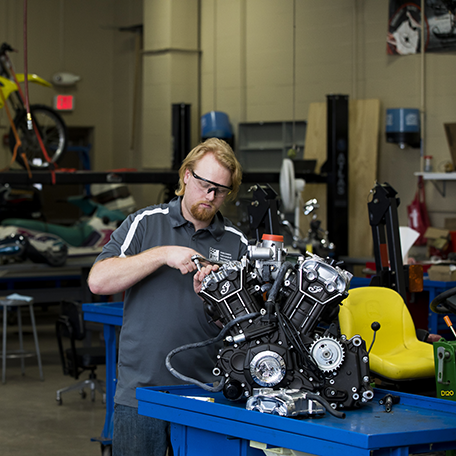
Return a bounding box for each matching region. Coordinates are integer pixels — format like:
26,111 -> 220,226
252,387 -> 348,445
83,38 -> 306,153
183,168 -> 191,185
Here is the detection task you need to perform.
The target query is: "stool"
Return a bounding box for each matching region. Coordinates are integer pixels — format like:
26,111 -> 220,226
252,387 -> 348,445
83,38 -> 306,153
0,296 -> 44,383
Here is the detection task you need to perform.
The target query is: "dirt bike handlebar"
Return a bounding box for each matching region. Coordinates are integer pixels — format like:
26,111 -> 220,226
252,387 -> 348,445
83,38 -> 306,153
0,43 -> 15,55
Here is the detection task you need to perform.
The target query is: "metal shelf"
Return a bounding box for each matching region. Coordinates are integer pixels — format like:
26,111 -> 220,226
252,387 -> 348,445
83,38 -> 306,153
414,172 -> 456,197
0,169 -> 325,185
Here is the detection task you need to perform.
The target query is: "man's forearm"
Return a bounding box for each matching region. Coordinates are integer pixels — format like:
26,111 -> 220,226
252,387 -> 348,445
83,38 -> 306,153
87,247 -> 167,295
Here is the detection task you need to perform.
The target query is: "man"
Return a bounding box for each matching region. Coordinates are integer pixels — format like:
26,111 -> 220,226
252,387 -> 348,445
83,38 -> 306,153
88,138 -> 248,456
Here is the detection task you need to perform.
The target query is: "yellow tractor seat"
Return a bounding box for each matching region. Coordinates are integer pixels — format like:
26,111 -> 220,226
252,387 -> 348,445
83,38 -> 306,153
339,286 -> 435,382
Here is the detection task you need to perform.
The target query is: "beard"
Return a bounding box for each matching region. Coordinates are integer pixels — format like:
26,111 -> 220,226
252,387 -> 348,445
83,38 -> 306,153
190,200 -> 217,222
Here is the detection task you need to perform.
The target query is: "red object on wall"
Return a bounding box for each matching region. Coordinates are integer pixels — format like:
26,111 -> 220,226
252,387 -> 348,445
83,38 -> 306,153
54,95 -> 74,111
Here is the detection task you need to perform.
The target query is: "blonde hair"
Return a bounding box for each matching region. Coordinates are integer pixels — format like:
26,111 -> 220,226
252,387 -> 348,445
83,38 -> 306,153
175,138 -> 242,201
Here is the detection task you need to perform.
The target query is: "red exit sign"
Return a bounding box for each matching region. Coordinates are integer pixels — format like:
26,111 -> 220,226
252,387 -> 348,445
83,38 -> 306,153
54,95 -> 74,111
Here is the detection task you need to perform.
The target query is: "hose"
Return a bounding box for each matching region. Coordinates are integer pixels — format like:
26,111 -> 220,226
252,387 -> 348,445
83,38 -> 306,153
266,261 -> 293,304
165,312 -> 260,393
23,0 -> 32,130
306,392 -> 346,419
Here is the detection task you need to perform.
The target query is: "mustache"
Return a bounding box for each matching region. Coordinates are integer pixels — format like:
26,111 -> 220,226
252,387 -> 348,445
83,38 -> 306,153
197,200 -> 215,209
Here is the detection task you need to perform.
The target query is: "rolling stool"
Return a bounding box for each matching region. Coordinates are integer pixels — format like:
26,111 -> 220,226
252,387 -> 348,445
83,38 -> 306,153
0,295 -> 44,383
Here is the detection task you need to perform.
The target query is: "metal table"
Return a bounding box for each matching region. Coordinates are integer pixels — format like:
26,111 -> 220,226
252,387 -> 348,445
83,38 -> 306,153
137,384 -> 456,456
0,255 -> 98,304
82,302 -> 123,449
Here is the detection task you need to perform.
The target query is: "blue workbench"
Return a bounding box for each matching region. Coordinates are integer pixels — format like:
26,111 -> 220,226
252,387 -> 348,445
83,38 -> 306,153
137,384 -> 456,456
83,300 -> 456,456
82,302 -> 123,448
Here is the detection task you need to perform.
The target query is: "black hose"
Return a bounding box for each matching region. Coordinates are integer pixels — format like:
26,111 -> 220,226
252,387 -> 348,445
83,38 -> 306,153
165,312 -> 260,392
266,261 -> 293,304
306,392 -> 346,419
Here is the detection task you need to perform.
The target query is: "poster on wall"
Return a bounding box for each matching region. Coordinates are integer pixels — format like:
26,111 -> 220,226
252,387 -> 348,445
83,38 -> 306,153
387,0 -> 456,54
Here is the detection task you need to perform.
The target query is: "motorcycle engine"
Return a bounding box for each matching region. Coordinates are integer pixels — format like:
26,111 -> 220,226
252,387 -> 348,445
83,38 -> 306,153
197,234 -> 374,411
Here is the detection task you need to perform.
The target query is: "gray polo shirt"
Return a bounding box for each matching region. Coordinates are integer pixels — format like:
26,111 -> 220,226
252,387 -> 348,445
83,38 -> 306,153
94,197 -> 248,407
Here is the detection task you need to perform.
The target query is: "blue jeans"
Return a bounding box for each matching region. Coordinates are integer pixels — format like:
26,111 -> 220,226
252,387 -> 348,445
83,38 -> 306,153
113,404 -> 170,456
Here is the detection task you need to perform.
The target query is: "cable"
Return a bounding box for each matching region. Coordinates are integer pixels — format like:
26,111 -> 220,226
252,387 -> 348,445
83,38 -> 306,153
165,312 -> 260,392
23,0 -> 32,130
306,392 -> 345,419
266,261 -> 293,304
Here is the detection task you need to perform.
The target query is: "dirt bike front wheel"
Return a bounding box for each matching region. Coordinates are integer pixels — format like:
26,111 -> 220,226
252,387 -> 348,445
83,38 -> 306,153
9,104 -> 68,169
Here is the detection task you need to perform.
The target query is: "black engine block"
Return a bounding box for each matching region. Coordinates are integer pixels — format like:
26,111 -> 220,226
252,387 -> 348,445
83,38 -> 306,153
197,235 -> 374,411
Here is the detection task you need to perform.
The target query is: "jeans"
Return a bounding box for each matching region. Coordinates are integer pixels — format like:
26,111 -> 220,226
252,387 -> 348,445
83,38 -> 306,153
113,403 -> 170,456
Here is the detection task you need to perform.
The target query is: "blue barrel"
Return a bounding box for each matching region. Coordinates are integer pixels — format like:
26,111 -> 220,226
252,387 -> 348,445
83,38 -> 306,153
386,108 -> 420,148
201,111 -> 233,139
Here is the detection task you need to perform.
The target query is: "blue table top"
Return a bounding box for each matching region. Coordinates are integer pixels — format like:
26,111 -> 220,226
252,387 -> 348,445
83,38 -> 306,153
82,301 -> 123,325
137,384 -> 456,454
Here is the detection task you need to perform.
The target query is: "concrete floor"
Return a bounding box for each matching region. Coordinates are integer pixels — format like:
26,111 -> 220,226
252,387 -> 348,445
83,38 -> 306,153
0,304 -> 107,456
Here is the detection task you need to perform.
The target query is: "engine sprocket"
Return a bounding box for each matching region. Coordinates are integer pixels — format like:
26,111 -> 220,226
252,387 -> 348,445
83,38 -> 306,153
310,336 -> 345,372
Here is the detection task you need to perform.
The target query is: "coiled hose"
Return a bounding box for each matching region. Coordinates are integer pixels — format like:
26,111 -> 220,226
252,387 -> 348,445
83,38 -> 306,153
165,312 -> 260,393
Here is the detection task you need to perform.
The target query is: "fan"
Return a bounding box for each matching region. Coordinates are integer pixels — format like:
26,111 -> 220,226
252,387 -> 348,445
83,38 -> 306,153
280,158 -> 305,238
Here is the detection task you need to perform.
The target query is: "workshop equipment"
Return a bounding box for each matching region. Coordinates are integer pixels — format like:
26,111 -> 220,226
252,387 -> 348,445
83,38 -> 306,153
340,286 -> 435,388
434,336 -> 456,402
368,181 -> 423,300
0,294 -> 43,383
379,393 -> 400,413
55,301 -> 106,405
386,108 -> 421,149
434,335 -> 456,456
445,315 -> 456,338
167,240 -> 373,416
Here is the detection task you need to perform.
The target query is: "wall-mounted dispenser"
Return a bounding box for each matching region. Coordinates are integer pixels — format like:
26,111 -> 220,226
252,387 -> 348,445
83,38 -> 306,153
386,108 -> 421,149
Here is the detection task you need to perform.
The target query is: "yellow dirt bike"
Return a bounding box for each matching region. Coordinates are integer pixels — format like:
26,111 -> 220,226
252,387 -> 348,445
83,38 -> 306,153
0,42 -> 67,169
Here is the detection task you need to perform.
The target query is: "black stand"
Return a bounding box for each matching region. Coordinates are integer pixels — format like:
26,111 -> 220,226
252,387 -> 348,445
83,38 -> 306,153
248,184 -> 282,241
367,182 -> 407,301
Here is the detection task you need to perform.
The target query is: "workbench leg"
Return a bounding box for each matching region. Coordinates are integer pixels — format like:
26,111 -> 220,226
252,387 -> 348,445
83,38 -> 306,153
102,324 -> 117,440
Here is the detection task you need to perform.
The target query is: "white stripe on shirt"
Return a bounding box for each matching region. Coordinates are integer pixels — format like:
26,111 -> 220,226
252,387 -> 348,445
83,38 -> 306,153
224,225 -> 248,245
119,207 -> 170,257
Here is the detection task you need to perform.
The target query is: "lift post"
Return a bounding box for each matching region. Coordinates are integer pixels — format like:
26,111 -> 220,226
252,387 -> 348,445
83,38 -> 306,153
367,182 -> 407,301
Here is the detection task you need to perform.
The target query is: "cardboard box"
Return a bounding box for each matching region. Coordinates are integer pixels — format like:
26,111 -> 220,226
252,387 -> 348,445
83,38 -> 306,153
425,227 -> 450,240
428,264 -> 456,282
445,218 -> 456,231
425,226 -> 450,250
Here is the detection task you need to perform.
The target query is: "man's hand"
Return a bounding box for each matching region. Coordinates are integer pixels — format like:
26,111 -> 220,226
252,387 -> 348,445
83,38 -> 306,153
193,263 -> 219,294
165,246 -> 201,274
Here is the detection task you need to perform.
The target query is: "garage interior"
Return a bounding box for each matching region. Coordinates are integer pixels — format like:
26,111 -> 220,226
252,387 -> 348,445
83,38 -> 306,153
2,1 -> 456,455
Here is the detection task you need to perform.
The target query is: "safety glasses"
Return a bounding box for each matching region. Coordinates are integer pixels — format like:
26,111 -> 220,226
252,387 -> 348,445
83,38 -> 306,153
191,171 -> 232,199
